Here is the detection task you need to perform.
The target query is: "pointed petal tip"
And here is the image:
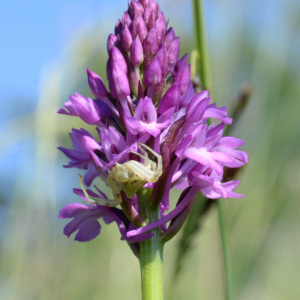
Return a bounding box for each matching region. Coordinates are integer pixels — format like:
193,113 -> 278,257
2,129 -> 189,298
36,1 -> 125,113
57,108 -> 68,115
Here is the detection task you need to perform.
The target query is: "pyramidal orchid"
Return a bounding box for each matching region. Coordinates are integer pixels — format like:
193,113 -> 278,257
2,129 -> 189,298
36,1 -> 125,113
58,0 -> 248,299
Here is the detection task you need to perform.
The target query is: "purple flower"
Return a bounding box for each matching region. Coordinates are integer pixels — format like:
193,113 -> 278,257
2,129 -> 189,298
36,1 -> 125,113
58,93 -> 101,125
179,127 -> 233,175
125,97 -> 174,137
188,166 -> 245,199
99,127 -> 127,161
58,202 -> 109,242
59,188 -> 153,242
212,137 -> 248,168
58,128 -> 102,186
58,128 -> 101,165
58,0 -> 248,245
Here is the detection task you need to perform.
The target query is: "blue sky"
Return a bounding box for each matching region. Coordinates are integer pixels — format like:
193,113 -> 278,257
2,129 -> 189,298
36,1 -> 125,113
0,0 -> 294,103
0,0 -> 120,100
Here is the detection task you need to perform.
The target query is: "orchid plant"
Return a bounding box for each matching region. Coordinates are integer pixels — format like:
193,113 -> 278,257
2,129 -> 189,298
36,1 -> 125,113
58,0 -> 248,299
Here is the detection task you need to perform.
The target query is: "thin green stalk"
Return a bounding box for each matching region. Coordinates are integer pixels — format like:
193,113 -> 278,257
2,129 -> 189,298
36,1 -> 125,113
192,0 -> 211,91
193,1 -> 233,299
138,189 -> 164,300
217,200 -> 233,300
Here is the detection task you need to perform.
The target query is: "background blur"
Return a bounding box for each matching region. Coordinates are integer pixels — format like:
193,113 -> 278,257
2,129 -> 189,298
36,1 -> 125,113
1,0 -> 300,299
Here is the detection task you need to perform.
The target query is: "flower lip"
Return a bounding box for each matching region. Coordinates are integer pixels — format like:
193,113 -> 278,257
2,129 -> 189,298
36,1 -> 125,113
125,97 -> 174,137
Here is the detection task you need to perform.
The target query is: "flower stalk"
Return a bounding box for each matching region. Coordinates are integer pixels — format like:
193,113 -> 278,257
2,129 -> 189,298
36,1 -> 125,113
138,189 -> 164,300
217,199 -> 233,300
193,0 -> 233,299
192,0 -> 211,91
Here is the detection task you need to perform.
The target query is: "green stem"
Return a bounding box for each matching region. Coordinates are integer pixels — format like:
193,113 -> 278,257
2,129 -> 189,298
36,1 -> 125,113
138,189 -> 164,300
217,200 -> 233,300
193,0 -> 233,299
192,0 -> 211,91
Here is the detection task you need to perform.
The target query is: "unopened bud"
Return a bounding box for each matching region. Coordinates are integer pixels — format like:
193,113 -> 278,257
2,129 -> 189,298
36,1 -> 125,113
148,0 -> 157,12
146,9 -> 156,31
129,0 -> 144,19
108,62 -> 131,100
130,36 -> 143,66
143,6 -> 151,27
174,64 -> 191,94
144,56 -> 162,87
164,27 -> 175,45
107,34 -> 119,53
143,27 -> 159,56
154,43 -> 168,73
87,69 -> 108,98
186,91 -> 210,123
131,13 -> 147,42
155,15 -> 166,43
115,19 -> 122,36
173,53 -> 189,76
158,83 -> 181,114
109,47 -> 128,73
122,11 -> 132,27
120,25 -> 133,52
139,0 -> 149,8
167,37 -> 180,64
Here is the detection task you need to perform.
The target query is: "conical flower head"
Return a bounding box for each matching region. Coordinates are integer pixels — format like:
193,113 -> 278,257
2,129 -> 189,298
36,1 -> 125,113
106,0 -> 184,107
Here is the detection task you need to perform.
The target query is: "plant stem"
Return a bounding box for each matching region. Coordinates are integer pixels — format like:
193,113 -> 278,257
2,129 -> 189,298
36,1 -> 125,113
193,0 -> 233,299
138,189 -> 164,300
192,0 -> 211,91
217,200 -> 233,300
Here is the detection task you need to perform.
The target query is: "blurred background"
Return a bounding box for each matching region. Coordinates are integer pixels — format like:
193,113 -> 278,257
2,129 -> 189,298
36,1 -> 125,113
1,0 -> 300,299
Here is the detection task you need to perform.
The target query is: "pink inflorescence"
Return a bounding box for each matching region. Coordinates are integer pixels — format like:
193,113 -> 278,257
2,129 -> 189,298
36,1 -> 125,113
58,0 -> 248,243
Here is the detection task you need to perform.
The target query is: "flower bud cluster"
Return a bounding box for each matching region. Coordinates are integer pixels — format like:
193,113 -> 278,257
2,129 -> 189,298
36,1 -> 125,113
58,0 -> 248,244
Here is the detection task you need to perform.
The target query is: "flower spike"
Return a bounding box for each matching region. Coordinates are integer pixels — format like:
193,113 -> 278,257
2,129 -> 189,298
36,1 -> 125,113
58,0 -> 247,249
